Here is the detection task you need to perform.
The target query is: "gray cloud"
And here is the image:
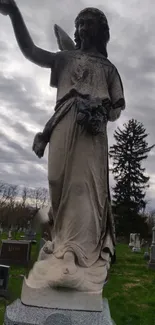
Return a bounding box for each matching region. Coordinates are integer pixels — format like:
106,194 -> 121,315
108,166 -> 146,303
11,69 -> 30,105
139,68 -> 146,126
0,0 -> 155,208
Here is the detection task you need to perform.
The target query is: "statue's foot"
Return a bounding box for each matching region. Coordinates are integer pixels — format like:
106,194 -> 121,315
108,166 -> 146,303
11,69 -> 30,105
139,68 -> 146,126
63,251 -> 77,275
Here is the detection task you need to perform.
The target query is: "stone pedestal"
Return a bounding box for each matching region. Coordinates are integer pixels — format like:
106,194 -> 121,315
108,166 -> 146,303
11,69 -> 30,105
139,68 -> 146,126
20,278 -> 103,311
4,298 -> 115,325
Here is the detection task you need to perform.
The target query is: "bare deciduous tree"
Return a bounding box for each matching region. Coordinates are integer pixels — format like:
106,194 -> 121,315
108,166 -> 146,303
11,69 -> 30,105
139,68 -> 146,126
21,186 -> 29,207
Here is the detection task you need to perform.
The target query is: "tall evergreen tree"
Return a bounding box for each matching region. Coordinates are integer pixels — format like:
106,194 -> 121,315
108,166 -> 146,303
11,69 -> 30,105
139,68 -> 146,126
109,119 -> 154,237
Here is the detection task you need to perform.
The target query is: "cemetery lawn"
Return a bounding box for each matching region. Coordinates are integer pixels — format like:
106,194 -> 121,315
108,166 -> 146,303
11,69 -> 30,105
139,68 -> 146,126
104,244 -> 155,325
0,240 -> 154,325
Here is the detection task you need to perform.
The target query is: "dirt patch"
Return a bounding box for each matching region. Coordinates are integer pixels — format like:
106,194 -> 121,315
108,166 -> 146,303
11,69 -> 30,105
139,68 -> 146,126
110,292 -> 120,298
137,304 -> 149,309
124,283 -> 141,289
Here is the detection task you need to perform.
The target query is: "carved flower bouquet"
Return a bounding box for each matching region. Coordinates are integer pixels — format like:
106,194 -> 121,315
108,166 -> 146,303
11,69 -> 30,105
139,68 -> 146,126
77,97 -> 112,135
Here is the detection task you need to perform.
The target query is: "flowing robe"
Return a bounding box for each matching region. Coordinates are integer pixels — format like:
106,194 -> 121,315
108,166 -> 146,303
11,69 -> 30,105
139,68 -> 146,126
28,50 -> 125,292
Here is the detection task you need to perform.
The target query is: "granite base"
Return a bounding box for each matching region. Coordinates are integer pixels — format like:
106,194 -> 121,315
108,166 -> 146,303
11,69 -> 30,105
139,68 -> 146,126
4,298 -> 115,325
148,261 -> 155,270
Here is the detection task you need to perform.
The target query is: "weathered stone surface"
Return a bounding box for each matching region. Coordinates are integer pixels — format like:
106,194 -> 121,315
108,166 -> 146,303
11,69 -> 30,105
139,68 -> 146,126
45,313 -> 71,325
4,298 -> 115,325
21,278 -> 103,311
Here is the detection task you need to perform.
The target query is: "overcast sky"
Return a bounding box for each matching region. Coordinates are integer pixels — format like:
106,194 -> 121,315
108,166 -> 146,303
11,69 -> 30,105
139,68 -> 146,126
0,0 -> 155,209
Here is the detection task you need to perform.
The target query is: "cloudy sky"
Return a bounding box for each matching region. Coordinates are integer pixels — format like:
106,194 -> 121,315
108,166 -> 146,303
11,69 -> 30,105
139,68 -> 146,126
0,0 -> 155,208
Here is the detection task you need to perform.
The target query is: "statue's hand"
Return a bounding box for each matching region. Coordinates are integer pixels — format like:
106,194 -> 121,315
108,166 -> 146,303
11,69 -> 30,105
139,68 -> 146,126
32,132 -> 47,159
0,0 -> 17,16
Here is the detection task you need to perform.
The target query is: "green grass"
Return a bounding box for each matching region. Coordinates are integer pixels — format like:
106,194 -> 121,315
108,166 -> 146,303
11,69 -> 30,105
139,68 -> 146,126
104,244 -> 155,325
0,237 -> 154,325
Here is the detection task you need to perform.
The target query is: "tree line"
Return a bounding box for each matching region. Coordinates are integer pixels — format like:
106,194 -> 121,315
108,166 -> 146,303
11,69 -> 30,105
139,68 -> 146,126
0,182 -> 49,229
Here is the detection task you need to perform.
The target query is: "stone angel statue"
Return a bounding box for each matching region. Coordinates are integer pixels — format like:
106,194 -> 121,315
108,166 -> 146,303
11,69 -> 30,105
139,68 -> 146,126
0,0 -> 125,294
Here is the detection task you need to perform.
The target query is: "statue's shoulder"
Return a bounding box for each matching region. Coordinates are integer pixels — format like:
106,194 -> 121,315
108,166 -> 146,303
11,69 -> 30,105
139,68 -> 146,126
54,49 -> 77,61
50,50 -> 75,88
101,57 -> 116,70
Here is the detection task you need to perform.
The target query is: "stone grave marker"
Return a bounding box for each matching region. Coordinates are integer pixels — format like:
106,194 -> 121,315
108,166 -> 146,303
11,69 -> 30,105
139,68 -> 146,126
129,233 -> 141,252
0,240 -> 32,266
148,226 -> 155,270
24,229 -> 37,244
134,233 -> 141,251
144,251 -> 150,260
8,230 -> 12,240
129,233 -> 135,248
0,264 -> 10,298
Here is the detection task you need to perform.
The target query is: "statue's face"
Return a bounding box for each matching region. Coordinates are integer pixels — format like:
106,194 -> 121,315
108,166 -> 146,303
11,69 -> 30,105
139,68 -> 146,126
78,13 -> 99,47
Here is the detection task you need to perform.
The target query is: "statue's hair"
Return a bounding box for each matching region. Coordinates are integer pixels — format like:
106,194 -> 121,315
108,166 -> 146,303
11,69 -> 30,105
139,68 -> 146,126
74,8 -> 110,58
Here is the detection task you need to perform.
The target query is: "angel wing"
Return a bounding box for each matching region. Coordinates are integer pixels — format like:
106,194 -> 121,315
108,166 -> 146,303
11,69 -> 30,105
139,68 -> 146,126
54,24 -> 75,51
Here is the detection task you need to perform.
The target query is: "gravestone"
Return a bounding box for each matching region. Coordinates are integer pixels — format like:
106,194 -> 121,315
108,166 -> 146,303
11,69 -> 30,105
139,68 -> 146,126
129,233 -> 141,252
24,229 -> 36,243
148,226 -> 155,270
129,233 -> 135,248
144,251 -> 150,260
20,235 -> 25,240
141,238 -> 148,248
0,264 -> 10,298
8,230 -> 12,240
134,234 -> 141,249
0,240 -> 32,266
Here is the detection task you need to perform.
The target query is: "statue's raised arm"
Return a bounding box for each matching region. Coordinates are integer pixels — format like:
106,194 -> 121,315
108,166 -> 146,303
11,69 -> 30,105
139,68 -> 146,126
0,0 -> 55,68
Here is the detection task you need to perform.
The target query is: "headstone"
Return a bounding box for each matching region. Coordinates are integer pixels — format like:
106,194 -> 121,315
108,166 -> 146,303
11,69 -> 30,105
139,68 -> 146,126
129,233 -> 135,247
132,247 -> 141,253
144,252 -> 150,260
25,229 -> 36,242
10,225 -> 15,231
20,235 -> 25,240
8,230 -> 12,240
0,240 -> 32,266
134,233 -> 141,249
148,226 -> 155,270
0,264 -> 10,298
130,233 -> 141,252
141,238 -> 148,248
